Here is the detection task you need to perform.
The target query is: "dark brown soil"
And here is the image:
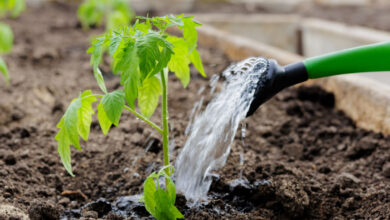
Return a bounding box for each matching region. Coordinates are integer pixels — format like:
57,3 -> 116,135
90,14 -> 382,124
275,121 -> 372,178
0,2 -> 389,220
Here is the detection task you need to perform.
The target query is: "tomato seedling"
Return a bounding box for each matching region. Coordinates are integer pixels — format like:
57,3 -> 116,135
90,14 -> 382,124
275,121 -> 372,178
0,22 -> 13,83
0,0 -> 25,18
0,0 -> 21,83
78,0 -> 133,30
55,15 -> 205,219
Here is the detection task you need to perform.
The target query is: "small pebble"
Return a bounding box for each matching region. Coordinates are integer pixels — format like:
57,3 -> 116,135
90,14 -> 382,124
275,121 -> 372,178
382,162 -> 390,178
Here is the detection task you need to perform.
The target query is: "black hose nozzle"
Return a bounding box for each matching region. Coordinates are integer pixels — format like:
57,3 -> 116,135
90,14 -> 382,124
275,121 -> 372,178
246,59 -> 308,117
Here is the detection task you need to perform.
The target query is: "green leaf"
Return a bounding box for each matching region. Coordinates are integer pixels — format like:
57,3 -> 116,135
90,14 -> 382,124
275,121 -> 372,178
143,168 -> 184,220
97,103 -> 112,135
63,98 -> 82,150
88,36 -> 108,93
10,0 -> 25,18
169,206 -> 185,219
77,0 -> 104,29
190,48 -> 206,77
144,173 -> 158,216
0,0 -> 25,19
55,118 -> 74,176
183,17 -> 201,53
138,76 -> 161,118
113,40 -> 136,73
95,68 -> 108,94
166,177 -> 177,204
0,22 -> 13,54
133,19 -> 152,34
107,10 -> 129,30
77,90 -> 97,141
55,91 -> 98,176
167,36 -> 191,87
122,67 -> 139,109
135,32 -> 173,79
88,36 -> 107,69
110,37 -> 140,108
0,57 -> 9,83
154,188 -> 174,219
101,90 -> 125,126
108,31 -> 124,58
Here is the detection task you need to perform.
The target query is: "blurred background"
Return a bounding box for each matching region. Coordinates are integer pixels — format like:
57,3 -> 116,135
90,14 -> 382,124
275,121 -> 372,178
26,0 -> 390,84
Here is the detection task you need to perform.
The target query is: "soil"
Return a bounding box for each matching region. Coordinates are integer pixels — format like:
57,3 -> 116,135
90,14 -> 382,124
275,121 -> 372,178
0,2 -> 389,220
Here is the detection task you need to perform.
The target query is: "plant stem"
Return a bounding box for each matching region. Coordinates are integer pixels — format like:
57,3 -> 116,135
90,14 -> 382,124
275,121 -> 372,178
161,67 -> 170,169
124,106 -> 163,134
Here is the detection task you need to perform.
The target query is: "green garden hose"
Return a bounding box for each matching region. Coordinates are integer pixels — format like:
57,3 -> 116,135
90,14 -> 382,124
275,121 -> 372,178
304,41 -> 390,78
246,41 -> 390,116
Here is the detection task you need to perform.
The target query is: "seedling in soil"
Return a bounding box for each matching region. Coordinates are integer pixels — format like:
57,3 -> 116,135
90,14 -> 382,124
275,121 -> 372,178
55,15 -> 205,219
0,0 -> 24,83
0,0 -> 25,18
0,22 -> 14,83
78,0 -> 133,30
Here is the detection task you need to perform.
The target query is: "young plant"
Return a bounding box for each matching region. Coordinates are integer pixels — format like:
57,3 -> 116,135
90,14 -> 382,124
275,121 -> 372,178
78,0 -> 133,30
0,22 -> 13,83
55,15 -> 205,219
0,0 -> 24,83
0,0 -> 25,18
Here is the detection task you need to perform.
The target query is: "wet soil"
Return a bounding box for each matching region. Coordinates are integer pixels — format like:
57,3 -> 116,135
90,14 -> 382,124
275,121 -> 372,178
0,2 -> 389,220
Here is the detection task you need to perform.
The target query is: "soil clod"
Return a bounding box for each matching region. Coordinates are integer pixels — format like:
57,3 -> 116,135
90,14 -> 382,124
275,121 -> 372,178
28,200 -> 60,220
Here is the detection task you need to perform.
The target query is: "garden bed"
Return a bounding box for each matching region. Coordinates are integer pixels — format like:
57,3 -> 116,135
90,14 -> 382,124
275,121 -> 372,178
0,2 -> 389,219
192,0 -> 390,32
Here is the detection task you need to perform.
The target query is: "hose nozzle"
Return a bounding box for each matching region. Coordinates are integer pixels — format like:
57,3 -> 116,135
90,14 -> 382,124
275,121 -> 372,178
246,58 -> 308,117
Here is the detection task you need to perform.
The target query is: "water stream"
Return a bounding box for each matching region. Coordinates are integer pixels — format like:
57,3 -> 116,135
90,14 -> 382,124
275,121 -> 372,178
175,57 -> 268,202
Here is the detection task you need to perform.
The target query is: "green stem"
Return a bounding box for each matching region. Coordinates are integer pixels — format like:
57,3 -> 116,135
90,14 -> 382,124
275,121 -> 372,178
161,67 -> 170,169
124,106 -> 163,134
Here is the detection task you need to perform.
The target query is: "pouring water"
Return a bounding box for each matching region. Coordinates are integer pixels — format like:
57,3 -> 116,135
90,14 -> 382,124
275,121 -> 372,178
175,57 -> 268,202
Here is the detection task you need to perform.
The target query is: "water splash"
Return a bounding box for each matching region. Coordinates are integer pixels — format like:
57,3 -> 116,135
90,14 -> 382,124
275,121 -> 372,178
239,122 -> 247,178
175,57 -> 268,202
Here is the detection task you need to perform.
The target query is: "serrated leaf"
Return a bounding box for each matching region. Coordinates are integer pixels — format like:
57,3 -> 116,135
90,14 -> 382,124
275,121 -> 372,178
138,76 -> 161,118
77,90 -> 97,141
63,98 -> 82,150
183,18 -> 201,53
133,19 -> 152,34
108,31 -> 124,58
113,40 -> 136,73
122,66 -> 139,109
0,57 -> 9,83
55,92 -> 95,176
154,46 -> 173,78
0,22 -> 13,54
97,103 -> 112,135
55,118 -> 74,176
190,48 -> 206,77
88,36 -> 108,93
135,32 -> 173,79
101,90 -> 125,126
95,68 -> 108,94
167,36 -> 191,87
